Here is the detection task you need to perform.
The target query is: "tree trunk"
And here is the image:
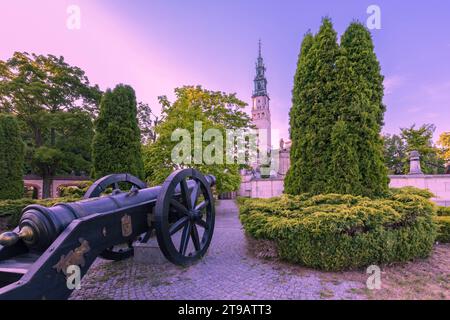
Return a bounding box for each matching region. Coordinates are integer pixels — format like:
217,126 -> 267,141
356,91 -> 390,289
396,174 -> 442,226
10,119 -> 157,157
42,174 -> 52,199
32,125 -> 43,147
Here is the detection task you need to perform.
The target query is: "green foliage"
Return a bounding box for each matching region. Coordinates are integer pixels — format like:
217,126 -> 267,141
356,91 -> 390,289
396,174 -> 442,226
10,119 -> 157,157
389,186 -> 435,199
437,132 -> 450,162
286,19 -> 340,195
143,86 -> 250,193
0,196 -> 80,228
286,20 -> 388,197
0,52 -> 100,197
239,189 -> 437,271
92,84 -> 144,179
400,124 -> 445,174
338,22 -> 388,197
0,114 -> 25,200
58,181 -> 93,198
436,206 -> 450,217
384,126 -> 446,175
433,216 -> 450,243
383,134 -> 407,174
137,102 -> 159,145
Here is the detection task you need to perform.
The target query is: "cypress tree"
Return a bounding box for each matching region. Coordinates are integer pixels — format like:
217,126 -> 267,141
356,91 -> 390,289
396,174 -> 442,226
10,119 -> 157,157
285,18 -> 340,195
338,22 -> 388,197
286,19 -> 388,197
92,84 -> 144,179
285,32 -> 314,194
0,114 -> 24,199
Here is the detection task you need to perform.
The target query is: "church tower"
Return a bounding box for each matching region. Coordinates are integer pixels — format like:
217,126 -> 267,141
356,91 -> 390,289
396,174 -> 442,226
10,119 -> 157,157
251,40 -> 271,150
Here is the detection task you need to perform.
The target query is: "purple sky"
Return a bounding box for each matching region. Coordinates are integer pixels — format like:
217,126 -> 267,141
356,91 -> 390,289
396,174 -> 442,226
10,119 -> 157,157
1,0 -> 449,142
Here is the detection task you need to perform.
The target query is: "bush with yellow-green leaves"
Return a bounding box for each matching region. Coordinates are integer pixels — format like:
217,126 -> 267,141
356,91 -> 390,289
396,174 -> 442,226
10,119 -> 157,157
434,206 -> 450,243
238,188 -> 437,271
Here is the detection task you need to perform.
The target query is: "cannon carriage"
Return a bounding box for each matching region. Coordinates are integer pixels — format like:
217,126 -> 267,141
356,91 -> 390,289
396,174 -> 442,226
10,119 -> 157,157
0,168 -> 216,300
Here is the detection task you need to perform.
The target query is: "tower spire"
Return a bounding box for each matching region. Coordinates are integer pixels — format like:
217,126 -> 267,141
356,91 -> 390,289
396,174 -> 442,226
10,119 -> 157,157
253,39 -> 268,98
258,39 -> 262,58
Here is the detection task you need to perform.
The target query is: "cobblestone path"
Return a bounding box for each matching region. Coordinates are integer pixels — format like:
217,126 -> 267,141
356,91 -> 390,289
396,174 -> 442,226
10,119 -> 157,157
71,200 -> 365,300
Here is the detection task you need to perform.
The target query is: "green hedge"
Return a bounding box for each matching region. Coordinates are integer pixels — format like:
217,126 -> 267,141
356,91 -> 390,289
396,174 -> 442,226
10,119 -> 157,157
58,181 -> 92,198
434,216 -> 450,243
0,197 -> 79,228
436,206 -> 450,217
238,189 -> 437,271
389,186 -> 435,199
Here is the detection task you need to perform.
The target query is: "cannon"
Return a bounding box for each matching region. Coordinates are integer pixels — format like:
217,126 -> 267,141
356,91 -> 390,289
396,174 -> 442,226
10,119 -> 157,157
0,169 -> 216,300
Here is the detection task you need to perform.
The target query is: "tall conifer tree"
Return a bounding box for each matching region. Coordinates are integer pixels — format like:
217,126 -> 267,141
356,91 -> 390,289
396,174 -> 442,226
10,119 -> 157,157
286,19 -> 388,197
337,22 -> 388,196
285,32 -> 314,195
285,18 -> 340,194
92,84 -> 144,179
0,114 -> 24,199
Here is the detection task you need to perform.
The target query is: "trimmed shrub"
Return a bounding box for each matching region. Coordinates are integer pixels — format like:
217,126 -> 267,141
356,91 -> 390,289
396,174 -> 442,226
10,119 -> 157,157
389,187 -> 435,199
58,181 -> 93,198
436,206 -> 450,217
238,189 -> 437,271
434,216 -> 450,243
0,197 -> 80,228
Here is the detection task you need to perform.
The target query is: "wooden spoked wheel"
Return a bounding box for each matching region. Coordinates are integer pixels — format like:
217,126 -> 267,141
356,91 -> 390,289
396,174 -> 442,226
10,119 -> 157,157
84,174 -> 148,261
154,169 -> 215,266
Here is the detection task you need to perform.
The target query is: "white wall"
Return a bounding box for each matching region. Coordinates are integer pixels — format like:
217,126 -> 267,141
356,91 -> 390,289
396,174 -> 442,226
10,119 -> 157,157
389,175 -> 450,207
239,178 -> 284,199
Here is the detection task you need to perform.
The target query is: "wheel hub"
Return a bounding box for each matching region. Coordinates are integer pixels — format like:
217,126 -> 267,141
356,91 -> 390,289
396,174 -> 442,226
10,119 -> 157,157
189,209 -> 202,220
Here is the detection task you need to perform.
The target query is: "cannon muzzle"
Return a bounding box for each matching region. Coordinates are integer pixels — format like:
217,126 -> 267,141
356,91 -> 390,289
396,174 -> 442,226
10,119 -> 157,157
0,226 -> 34,247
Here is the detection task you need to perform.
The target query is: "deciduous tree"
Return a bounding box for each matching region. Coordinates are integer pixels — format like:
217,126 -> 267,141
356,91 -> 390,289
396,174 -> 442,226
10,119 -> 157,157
0,52 -> 101,197
143,86 -> 250,193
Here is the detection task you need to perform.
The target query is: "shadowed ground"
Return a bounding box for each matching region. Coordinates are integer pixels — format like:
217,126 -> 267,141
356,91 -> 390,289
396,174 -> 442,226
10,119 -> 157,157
70,200 -> 449,300
70,200 -> 364,300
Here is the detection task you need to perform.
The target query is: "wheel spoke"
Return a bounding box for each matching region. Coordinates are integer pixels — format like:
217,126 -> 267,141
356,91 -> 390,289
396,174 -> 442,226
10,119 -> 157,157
195,219 -> 209,230
190,181 -> 201,209
195,200 -> 209,211
170,199 -> 189,215
191,224 -> 201,251
169,216 -> 189,235
179,221 -> 191,255
113,183 -> 119,190
179,179 -> 192,210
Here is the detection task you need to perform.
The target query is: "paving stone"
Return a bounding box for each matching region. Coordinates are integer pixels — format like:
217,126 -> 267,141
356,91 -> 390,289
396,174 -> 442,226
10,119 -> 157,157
70,200 -> 364,300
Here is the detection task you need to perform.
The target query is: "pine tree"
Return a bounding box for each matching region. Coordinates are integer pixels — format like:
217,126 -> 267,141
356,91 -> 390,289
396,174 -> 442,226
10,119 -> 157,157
0,114 -> 24,199
92,84 -> 144,179
338,22 -> 388,197
285,18 -> 340,195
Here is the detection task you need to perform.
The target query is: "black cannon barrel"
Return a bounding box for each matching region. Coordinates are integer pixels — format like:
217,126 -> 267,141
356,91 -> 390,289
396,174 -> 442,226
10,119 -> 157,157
17,175 -> 216,251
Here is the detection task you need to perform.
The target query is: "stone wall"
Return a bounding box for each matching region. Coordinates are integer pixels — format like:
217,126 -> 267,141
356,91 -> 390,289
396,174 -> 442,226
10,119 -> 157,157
23,175 -> 90,199
239,177 -> 284,199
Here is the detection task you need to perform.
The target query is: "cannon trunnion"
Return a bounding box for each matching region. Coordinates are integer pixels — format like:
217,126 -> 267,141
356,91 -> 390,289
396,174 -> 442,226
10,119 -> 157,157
0,169 -> 216,300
